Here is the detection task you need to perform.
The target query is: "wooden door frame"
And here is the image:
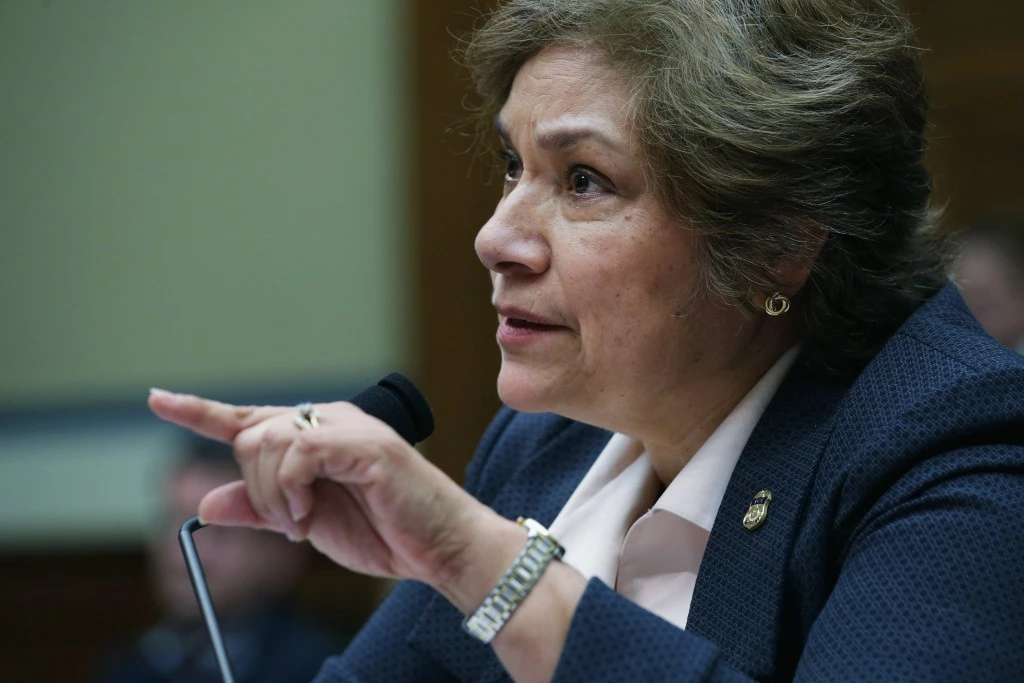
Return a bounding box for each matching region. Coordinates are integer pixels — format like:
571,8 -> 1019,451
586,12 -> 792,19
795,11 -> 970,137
410,1 -> 502,480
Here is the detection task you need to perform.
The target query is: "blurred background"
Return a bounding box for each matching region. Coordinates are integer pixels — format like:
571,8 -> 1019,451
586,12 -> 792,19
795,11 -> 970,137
0,0 -> 1020,680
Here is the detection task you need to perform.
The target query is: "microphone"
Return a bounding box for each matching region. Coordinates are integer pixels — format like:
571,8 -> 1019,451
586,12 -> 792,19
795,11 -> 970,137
179,373 -> 433,683
349,372 -> 435,445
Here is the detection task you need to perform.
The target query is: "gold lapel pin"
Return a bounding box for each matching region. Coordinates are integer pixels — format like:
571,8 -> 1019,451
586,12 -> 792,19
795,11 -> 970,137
742,490 -> 773,531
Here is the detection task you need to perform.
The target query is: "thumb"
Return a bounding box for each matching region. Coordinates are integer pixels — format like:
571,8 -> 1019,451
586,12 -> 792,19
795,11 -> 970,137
198,480 -> 275,530
148,389 -> 285,443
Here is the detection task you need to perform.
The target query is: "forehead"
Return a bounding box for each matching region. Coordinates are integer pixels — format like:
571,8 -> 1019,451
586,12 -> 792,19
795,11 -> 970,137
498,45 -> 632,138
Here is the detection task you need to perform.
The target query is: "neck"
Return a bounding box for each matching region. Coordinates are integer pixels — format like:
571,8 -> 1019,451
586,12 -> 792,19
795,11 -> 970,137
633,338 -> 794,487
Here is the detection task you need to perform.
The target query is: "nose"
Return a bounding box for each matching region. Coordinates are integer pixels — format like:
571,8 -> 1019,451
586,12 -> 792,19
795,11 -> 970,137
474,186 -> 551,277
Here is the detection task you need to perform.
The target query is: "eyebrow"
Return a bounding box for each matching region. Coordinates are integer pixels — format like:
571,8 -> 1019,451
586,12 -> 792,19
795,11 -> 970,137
494,116 -> 625,154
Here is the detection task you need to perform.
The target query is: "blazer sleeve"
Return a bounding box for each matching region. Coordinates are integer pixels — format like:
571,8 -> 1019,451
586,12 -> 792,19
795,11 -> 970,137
554,579 -> 753,682
312,580 -> 453,683
551,441 -> 1024,683
312,408 -> 520,683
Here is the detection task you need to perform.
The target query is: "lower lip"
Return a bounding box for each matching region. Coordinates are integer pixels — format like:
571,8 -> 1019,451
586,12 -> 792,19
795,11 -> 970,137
496,319 -> 566,346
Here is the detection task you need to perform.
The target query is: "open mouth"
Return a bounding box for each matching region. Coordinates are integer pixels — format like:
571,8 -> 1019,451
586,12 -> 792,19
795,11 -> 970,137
507,317 -> 559,330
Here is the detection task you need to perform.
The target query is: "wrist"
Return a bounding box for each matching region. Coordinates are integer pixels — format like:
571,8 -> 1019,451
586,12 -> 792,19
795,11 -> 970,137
462,517 -> 566,644
433,509 -> 526,615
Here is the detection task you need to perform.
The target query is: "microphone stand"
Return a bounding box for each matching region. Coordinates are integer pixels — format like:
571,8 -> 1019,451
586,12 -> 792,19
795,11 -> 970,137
179,516 -> 236,683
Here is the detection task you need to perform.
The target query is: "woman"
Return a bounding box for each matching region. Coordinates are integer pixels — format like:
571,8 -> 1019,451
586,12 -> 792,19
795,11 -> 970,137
149,1 -> 1024,681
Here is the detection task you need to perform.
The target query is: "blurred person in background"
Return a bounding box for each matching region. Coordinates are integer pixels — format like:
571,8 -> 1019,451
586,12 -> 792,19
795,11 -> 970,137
94,436 -> 345,683
955,218 -> 1024,353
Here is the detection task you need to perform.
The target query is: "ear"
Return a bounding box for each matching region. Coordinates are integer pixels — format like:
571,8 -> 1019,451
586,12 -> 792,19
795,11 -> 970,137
751,226 -> 828,310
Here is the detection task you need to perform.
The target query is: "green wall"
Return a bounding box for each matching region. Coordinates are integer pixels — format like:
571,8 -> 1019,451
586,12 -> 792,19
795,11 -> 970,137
0,0 -> 409,546
0,0 -> 409,407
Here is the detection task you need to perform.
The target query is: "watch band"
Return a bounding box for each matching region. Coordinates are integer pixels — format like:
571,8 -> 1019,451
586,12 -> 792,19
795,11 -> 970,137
461,517 -> 565,644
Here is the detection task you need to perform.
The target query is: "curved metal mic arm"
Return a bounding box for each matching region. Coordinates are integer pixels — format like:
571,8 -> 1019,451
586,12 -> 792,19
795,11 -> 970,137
179,515 -> 237,683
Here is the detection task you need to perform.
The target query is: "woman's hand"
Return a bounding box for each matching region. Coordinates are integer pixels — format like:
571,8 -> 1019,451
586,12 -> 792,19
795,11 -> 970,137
148,389 -> 495,589
150,389 -> 590,683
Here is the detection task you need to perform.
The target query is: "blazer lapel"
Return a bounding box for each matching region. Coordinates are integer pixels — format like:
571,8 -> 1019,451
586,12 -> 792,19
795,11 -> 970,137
686,362 -> 848,682
406,418 -> 612,683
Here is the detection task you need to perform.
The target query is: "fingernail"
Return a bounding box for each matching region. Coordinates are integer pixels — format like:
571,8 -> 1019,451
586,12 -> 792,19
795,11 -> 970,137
149,388 -> 180,403
287,499 -> 305,523
281,519 -> 301,538
282,522 -> 303,543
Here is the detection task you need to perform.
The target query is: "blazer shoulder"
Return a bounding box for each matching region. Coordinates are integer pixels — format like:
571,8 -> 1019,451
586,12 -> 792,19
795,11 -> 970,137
812,285 -> 1024,540
892,282 -> 1024,376
464,409 -> 610,504
834,283 -> 1024,446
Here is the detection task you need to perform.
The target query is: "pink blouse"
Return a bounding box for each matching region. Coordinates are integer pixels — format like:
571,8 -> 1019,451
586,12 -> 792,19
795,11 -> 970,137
547,348 -> 798,629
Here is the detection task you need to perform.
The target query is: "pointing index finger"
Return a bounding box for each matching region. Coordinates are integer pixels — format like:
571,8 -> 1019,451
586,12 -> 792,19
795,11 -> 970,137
148,388 -> 287,443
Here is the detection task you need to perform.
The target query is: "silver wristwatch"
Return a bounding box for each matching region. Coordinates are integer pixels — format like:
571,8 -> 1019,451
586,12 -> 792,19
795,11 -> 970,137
461,517 -> 565,644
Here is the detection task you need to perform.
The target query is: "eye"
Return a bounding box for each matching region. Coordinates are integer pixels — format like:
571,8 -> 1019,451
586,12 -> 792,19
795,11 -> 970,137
499,150 -> 522,182
569,168 -> 605,196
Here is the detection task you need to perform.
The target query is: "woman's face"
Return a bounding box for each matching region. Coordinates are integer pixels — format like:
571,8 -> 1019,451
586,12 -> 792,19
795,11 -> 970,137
476,45 -> 775,436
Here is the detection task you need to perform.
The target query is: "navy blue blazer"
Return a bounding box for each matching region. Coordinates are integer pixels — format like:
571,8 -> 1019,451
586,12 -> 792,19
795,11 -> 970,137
316,285 -> 1024,682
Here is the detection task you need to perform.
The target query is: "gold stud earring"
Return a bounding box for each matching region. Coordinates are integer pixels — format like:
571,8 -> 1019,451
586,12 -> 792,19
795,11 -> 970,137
764,292 -> 790,316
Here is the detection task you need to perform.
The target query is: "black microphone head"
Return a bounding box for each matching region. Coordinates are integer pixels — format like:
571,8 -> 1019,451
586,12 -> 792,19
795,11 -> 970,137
349,373 -> 434,445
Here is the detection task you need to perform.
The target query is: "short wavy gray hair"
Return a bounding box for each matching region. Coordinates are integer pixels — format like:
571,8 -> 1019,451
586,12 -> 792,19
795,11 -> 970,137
460,0 -> 950,374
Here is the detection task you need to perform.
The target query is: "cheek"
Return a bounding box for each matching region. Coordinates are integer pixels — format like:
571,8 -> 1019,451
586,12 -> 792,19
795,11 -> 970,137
567,214 -> 698,332
646,260 -> 679,297
649,237 -> 702,314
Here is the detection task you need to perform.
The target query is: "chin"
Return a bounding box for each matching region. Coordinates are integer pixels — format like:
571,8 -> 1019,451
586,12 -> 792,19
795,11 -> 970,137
496,365 -> 561,414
